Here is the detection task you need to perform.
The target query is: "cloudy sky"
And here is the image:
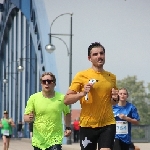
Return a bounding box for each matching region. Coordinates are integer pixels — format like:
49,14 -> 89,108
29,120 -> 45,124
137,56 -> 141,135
0,0 -> 149,109
43,0 -> 150,109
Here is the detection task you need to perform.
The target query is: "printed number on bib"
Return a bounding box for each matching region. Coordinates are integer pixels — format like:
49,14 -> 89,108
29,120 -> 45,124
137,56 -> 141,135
3,130 -> 9,136
116,121 -> 128,134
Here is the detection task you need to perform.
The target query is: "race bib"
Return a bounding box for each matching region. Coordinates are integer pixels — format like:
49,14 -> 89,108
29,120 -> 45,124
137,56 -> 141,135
116,121 -> 128,134
3,130 -> 9,136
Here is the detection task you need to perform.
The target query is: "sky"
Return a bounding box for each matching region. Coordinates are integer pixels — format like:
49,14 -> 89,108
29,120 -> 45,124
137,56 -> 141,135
1,0 -> 149,109
43,0 -> 150,109
0,0 -> 150,109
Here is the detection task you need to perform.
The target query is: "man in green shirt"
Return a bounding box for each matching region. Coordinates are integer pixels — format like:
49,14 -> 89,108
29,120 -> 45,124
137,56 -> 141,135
0,110 -> 15,150
24,72 -> 71,150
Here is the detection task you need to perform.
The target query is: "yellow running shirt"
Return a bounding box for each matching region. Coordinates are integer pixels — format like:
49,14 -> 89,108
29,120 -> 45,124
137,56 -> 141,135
69,68 -> 116,128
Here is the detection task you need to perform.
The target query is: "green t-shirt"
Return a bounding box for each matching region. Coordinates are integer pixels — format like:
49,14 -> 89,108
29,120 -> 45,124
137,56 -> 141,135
24,91 -> 70,150
1,118 -> 12,135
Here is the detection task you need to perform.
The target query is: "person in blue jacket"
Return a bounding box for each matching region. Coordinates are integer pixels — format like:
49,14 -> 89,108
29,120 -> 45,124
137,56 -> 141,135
113,88 -> 140,150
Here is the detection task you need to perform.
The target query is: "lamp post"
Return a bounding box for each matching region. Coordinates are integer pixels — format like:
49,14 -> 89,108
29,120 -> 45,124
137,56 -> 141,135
3,71 -> 18,138
45,13 -> 73,145
17,59 -> 36,73
3,62 -> 19,113
17,44 -> 37,74
17,43 -> 34,72
16,44 -> 37,138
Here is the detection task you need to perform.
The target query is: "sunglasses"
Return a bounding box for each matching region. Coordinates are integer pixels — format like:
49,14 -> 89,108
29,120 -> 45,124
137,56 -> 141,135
42,79 -> 54,85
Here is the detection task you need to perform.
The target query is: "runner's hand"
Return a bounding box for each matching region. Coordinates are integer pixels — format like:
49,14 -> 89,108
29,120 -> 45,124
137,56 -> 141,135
8,118 -> 12,124
64,128 -> 72,137
29,112 -> 34,121
83,83 -> 93,95
111,88 -> 119,101
119,114 -> 127,120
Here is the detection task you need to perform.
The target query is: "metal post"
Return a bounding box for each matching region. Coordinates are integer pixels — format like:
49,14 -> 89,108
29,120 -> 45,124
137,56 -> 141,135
67,14 -> 73,145
45,13 -> 73,144
4,69 -> 6,110
15,73 -> 18,138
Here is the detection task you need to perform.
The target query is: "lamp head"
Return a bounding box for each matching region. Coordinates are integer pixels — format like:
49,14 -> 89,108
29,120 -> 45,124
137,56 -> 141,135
17,65 -> 24,72
45,44 -> 56,53
3,79 -> 8,83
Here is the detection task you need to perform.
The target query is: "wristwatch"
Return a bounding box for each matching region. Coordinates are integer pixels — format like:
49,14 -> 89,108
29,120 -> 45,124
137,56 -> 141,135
65,127 -> 72,130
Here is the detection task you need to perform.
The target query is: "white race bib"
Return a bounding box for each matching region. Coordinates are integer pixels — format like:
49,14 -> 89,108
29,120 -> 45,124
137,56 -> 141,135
116,121 -> 128,134
3,130 -> 9,136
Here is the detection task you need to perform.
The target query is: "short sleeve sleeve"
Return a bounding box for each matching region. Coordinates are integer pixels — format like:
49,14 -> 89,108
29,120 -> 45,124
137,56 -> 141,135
63,103 -> 70,116
131,105 -> 140,121
110,73 -> 117,89
69,72 -> 83,92
24,95 -> 35,114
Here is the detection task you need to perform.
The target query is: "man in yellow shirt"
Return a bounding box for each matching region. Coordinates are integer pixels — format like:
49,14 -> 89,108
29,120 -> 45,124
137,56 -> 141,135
64,42 -> 119,150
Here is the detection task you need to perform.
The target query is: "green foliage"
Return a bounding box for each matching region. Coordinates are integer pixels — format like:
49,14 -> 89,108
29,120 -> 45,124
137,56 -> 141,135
132,128 -> 145,139
117,75 -> 150,125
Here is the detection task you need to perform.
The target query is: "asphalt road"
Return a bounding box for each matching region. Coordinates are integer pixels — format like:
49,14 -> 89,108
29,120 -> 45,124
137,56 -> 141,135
0,139 -> 150,150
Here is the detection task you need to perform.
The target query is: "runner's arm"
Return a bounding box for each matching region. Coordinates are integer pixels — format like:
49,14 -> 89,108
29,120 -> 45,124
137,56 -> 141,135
64,113 -> 71,127
64,90 -> 85,105
125,117 -> 139,125
24,96 -> 35,123
119,114 -> 139,125
64,113 -> 72,137
24,112 -> 34,123
9,118 -> 15,127
0,120 -> 3,127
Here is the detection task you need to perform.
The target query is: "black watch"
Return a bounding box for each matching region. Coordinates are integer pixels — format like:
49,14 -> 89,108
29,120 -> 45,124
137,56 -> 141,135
65,127 -> 72,130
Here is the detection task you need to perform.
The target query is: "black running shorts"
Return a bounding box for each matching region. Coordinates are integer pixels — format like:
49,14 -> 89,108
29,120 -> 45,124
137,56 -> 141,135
1,134 -> 12,138
33,144 -> 62,150
113,138 -> 130,150
80,124 -> 116,150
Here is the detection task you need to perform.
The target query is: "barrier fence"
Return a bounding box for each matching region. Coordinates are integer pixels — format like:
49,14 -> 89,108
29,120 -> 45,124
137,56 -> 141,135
132,125 -> 150,143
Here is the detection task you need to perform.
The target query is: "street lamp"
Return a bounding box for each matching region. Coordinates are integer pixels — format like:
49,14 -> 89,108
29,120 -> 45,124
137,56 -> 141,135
3,71 -> 18,138
17,43 -> 30,72
17,59 -> 36,73
3,79 -> 8,83
17,43 -> 37,72
3,73 -> 18,84
3,62 -> 19,83
16,44 -> 37,138
45,44 -> 55,52
17,65 -> 24,72
45,13 -> 73,145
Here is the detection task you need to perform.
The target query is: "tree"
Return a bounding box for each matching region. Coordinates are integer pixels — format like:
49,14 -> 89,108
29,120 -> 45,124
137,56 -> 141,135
117,75 -> 150,125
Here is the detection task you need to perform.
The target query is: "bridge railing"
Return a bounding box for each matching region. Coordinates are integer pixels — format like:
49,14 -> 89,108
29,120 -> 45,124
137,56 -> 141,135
132,125 -> 150,143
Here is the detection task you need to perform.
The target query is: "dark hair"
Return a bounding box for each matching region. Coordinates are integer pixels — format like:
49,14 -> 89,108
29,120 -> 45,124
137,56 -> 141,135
40,72 -> 56,84
88,42 -> 105,56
